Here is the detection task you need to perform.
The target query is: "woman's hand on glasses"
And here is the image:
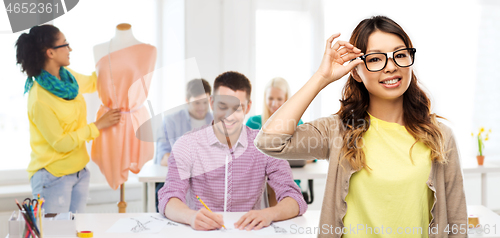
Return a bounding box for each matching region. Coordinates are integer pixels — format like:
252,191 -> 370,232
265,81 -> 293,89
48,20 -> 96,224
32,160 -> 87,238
314,33 -> 364,87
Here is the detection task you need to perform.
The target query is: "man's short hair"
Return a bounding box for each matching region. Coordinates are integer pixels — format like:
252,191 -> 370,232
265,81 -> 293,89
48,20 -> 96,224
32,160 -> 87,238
186,78 -> 211,100
213,71 -> 252,100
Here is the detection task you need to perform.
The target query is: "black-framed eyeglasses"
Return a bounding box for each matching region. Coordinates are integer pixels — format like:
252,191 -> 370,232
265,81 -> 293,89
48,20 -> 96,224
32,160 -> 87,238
52,43 -> 70,49
354,48 -> 416,72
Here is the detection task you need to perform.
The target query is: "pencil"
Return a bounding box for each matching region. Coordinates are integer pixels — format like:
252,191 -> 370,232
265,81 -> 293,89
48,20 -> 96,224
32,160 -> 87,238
195,195 -> 226,229
15,199 -> 36,238
21,201 -> 40,237
23,203 -> 40,237
38,194 -> 43,238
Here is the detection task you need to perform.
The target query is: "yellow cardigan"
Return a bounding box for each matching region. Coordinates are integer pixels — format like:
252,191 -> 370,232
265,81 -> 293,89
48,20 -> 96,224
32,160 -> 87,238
27,68 -> 100,179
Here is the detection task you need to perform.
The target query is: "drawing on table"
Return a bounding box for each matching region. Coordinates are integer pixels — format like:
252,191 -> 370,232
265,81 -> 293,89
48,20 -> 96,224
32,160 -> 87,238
148,215 -> 180,226
107,214 -> 177,234
271,224 -> 287,234
149,215 -> 166,221
167,221 -> 179,226
131,218 -> 151,233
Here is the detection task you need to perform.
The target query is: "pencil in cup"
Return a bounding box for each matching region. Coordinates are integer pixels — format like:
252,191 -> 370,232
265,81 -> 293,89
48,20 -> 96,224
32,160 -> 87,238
195,195 -> 226,229
23,203 -> 40,236
15,199 -> 37,237
24,204 -> 40,237
21,211 -> 36,238
38,195 -> 43,238
21,210 -> 36,238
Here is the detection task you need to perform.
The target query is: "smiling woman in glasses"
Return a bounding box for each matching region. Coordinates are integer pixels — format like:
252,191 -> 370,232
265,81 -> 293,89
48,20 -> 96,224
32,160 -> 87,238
15,25 -> 122,213
255,16 -> 467,237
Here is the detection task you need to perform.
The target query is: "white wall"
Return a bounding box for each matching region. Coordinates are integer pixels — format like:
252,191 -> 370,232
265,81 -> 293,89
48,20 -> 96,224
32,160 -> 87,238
184,0 -> 256,115
465,0 -> 500,210
185,0 -> 223,83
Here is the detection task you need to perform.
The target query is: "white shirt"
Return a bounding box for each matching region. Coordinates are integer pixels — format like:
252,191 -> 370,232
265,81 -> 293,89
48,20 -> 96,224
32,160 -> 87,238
190,116 -> 206,130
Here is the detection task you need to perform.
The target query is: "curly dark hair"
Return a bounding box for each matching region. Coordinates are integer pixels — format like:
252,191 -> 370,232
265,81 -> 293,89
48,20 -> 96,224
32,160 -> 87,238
16,25 -> 60,77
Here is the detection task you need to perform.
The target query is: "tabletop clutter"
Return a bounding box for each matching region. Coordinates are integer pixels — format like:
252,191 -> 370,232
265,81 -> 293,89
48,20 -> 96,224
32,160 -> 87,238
8,196 -> 76,238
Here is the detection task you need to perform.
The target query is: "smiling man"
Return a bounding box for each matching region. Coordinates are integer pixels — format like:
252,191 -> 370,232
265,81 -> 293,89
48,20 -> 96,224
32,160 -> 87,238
157,71 -> 307,231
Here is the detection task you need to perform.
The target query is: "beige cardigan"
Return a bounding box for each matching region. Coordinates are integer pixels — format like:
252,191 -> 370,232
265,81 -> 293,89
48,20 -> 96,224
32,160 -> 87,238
255,115 -> 468,238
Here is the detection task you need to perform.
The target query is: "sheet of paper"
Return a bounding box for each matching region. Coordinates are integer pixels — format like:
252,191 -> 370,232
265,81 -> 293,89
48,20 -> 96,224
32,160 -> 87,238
106,214 -> 183,234
221,219 -> 251,233
151,215 -> 300,235
191,219 -> 250,233
222,218 -> 298,235
222,219 -> 238,231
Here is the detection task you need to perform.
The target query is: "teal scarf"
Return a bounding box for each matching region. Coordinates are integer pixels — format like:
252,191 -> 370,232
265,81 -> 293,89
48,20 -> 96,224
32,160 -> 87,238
24,67 -> 79,100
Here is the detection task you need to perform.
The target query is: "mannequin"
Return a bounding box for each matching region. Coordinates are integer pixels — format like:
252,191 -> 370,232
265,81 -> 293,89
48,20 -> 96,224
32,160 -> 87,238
92,23 -> 157,213
93,23 -> 142,64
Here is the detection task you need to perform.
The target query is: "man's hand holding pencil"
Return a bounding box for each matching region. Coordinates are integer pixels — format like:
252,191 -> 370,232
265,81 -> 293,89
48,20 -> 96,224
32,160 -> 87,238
189,207 -> 225,231
188,195 -> 226,231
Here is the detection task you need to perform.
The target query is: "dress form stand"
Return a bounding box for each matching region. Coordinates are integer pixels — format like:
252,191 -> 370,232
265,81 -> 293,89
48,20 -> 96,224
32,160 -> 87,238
93,23 -> 143,213
118,185 -> 126,213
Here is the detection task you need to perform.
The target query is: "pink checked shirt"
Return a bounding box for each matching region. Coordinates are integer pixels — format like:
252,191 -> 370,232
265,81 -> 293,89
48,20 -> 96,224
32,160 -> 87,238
157,124 -> 307,216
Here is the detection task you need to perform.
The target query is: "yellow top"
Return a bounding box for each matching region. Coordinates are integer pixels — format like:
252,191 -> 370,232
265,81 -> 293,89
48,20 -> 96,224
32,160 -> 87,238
27,68 -> 100,178
342,112 -> 433,237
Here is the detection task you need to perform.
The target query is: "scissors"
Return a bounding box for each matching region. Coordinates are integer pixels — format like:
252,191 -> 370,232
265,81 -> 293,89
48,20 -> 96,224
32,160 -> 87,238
23,198 -> 38,211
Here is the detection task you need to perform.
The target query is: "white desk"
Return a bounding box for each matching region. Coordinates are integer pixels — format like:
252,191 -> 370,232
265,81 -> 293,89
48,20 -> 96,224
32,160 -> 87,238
5,211 -> 321,238
137,160 -> 329,212
7,206 -> 499,238
463,162 -> 500,207
468,205 -> 500,237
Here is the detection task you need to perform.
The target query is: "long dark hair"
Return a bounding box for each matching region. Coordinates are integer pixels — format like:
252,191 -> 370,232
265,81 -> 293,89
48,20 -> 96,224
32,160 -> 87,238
337,16 -> 447,171
16,25 -> 60,77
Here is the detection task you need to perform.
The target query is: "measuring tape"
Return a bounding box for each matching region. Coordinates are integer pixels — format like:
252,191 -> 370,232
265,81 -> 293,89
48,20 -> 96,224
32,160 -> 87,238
77,231 -> 93,237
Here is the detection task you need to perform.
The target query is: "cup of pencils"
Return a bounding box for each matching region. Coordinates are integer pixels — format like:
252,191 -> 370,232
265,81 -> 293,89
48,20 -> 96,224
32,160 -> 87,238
15,194 -> 45,238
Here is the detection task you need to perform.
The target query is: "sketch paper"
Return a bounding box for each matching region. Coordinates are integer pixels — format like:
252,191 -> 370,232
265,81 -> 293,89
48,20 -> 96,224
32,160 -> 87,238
106,214 -> 298,235
192,219 -> 297,235
106,214 -> 182,234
